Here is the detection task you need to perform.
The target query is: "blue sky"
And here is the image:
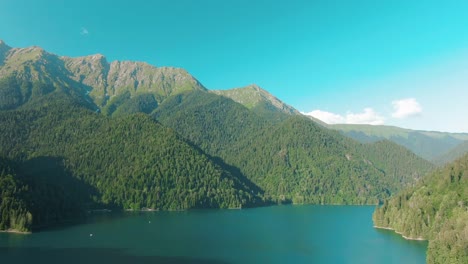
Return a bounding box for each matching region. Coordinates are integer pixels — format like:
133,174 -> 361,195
1,0 -> 468,132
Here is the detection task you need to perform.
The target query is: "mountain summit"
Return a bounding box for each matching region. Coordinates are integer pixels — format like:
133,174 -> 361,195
211,84 -> 300,116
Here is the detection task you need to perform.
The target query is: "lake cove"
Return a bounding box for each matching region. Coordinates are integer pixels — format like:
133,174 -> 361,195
0,205 -> 427,264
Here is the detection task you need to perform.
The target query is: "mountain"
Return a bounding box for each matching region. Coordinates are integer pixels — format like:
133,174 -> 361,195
331,124 -> 468,162
62,55 -> 206,113
0,40 -> 433,231
373,153 -> 468,264
154,90 -> 433,204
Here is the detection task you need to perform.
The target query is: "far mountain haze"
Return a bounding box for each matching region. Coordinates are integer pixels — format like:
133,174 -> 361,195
329,124 -> 468,164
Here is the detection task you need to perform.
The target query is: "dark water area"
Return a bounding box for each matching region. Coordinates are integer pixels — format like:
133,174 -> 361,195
0,205 -> 427,264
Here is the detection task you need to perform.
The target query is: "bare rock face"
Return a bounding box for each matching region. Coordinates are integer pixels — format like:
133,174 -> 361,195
62,54 -> 206,106
62,54 -> 109,89
106,61 -> 204,97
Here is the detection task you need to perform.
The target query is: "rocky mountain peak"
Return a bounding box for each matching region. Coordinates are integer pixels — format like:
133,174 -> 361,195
3,45 -> 47,63
211,84 -> 300,115
243,84 -> 275,96
62,54 -> 110,90
60,52 -> 206,107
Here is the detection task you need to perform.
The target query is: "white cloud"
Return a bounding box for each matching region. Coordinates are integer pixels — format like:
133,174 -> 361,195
391,98 -> 422,118
80,27 -> 89,35
346,108 -> 385,125
302,110 -> 345,124
303,108 -> 384,125
304,98 -> 422,126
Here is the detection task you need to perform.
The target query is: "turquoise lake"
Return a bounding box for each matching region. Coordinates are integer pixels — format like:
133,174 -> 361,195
0,205 -> 427,264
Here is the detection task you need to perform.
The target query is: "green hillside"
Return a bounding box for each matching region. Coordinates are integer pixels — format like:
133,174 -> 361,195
0,92 -> 262,232
373,154 -> 468,264
434,141 -> 468,165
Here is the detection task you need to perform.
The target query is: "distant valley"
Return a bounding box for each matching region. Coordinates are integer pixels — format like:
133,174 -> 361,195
329,124 -> 468,164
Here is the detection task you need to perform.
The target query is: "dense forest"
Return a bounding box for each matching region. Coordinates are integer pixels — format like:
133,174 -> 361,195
373,153 -> 468,264
0,91 -> 262,231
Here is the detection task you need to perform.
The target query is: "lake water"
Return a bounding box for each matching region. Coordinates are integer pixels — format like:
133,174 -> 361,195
0,205 -> 427,264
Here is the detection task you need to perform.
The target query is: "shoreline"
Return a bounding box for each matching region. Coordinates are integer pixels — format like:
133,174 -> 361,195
0,229 -> 31,235
374,225 -> 426,241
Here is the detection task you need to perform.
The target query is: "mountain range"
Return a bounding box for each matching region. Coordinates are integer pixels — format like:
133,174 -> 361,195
0,40 -> 449,234
3,38 -> 466,164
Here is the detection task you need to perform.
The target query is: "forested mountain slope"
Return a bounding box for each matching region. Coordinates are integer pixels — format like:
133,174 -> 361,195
373,154 -> 468,264
154,91 -> 433,204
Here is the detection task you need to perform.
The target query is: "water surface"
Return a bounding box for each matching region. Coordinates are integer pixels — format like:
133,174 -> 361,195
0,205 -> 427,264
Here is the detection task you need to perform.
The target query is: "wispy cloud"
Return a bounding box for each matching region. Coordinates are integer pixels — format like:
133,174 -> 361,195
80,27 -> 89,36
303,108 -> 384,125
391,98 -> 422,118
